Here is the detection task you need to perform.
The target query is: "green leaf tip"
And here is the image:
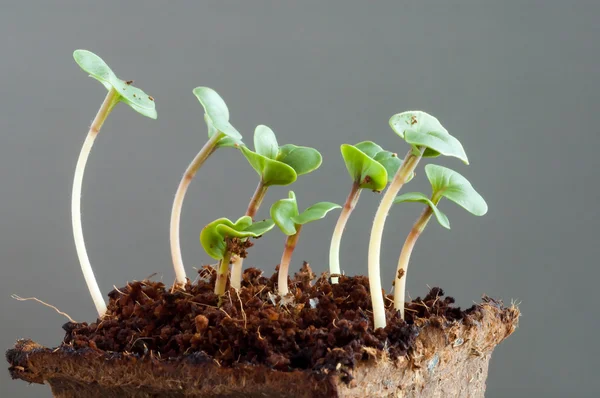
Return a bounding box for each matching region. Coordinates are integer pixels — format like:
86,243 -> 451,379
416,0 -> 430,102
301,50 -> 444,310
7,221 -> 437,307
73,49 -> 157,119
200,216 -> 275,260
271,191 -> 340,235
425,164 -> 488,216
389,111 -> 468,164
394,192 -> 450,229
193,87 -> 242,141
341,141 -> 404,191
240,126 -> 322,186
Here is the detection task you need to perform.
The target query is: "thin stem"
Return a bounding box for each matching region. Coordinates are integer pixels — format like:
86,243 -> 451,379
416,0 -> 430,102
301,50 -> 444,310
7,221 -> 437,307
329,182 -> 361,284
71,88 -> 120,317
170,132 -> 224,286
393,206 -> 433,318
214,250 -> 232,296
367,147 -> 424,329
230,181 -> 269,290
277,225 -> 302,296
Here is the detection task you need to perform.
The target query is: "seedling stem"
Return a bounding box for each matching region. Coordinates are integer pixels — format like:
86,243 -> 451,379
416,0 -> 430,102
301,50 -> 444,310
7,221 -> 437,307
368,148 -> 424,329
214,250 -> 232,296
278,225 -> 302,296
329,182 -> 361,283
71,88 -> 120,317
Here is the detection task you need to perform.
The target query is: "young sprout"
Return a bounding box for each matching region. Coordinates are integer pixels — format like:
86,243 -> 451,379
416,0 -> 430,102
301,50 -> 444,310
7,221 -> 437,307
393,164 -> 488,319
271,191 -> 340,296
368,111 -> 468,329
170,88 -> 243,287
329,141 -> 404,283
72,50 -> 156,317
228,127 -> 322,289
200,216 -> 274,296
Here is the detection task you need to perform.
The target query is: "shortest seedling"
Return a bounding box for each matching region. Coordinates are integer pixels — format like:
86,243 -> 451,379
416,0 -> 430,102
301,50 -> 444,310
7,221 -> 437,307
392,164 -> 488,319
200,216 -> 275,296
271,191 -> 340,296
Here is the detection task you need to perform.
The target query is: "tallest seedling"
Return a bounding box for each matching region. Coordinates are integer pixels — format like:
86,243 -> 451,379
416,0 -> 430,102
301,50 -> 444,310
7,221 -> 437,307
72,50 -> 157,317
368,111 -> 468,329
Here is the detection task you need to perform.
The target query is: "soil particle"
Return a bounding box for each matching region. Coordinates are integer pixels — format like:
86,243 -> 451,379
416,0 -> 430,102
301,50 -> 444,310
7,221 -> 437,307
62,266 -> 477,377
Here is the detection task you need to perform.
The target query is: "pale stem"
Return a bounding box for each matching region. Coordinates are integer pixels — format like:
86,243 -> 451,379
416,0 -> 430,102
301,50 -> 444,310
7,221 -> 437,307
367,148 -> 424,329
393,206 -> 433,318
214,250 -> 232,296
329,182 -> 361,284
71,88 -> 120,317
170,132 -> 224,286
277,225 -> 302,296
230,181 -> 269,290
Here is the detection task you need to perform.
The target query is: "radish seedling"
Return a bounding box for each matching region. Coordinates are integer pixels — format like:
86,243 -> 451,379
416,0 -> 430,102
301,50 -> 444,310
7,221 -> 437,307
72,50 -> 156,317
228,127 -> 322,289
329,141 -> 404,283
392,164 -> 487,318
368,111 -> 468,329
271,191 -> 340,296
170,88 -> 243,286
200,216 -> 274,296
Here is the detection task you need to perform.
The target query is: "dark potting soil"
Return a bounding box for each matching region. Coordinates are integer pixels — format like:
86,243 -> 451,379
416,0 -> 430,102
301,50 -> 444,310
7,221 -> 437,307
61,264 -> 477,379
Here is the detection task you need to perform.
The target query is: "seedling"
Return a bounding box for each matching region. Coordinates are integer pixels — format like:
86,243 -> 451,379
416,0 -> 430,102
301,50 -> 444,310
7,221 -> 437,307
72,50 -> 156,317
271,191 -> 340,296
329,141 -> 404,283
228,127 -> 322,289
170,88 -> 243,286
368,111 -> 468,329
200,216 -> 275,296
393,164 -> 487,318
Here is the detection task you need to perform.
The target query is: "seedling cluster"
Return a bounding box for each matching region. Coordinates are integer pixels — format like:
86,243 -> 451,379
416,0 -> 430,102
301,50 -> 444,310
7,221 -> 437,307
71,50 -> 487,329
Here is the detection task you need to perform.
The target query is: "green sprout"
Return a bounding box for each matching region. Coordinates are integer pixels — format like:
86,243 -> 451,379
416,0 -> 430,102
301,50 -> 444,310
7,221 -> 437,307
228,127 -> 322,290
271,192 -> 340,296
200,216 -> 274,296
393,164 -> 487,318
170,88 -> 243,287
71,50 -> 156,317
368,111 -> 468,329
328,141 -> 404,284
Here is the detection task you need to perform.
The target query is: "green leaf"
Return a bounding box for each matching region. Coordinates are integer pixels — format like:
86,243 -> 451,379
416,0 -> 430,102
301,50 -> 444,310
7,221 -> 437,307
200,216 -> 275,259
193,87 -> 242,140
240,146 -> 297,186
270,191 -> 300,235
276,144 -> 322,176
425,165 -> 488,216
373,151 -> 406,183
389,111 -> 468,164
292,202 -> 341,225
393,192 -> 450,229
340,144 -> 388,191
73,49 -> 157,119
254,125 -> 279,159
354,141 -> 383,159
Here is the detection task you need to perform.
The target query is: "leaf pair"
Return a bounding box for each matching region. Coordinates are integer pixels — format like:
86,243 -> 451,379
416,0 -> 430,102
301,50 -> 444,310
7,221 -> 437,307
73,50 -> 157,119
389,111 -> 468,164
200,216 -> 275,260
394,165 -> 487,229
193,87 -> 243,148
341,141 -> 406,191
271,191 -> 341,235
241,126 -> 322,186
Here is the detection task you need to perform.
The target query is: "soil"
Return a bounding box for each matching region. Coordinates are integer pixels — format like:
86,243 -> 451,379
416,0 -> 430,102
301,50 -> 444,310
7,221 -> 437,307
55,264 -> 475,379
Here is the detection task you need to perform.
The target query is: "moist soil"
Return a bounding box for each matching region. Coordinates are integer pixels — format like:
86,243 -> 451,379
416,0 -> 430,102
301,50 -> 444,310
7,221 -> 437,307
52,264 -> 476,380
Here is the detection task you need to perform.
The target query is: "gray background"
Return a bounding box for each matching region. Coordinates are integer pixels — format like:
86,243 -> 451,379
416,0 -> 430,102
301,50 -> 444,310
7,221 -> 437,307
1,1 -> 598,397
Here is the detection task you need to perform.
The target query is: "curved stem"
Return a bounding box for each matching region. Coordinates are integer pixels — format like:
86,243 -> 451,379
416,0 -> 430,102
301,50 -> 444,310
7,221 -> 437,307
230,181 -> 269,290
71,88 -> 120,317
393,206 -> 433,318
329,182 -> 361,284
367,148 -> 423,329
170,132 -> 224,286
277,225 -> 302,296
214,250 -> 232,296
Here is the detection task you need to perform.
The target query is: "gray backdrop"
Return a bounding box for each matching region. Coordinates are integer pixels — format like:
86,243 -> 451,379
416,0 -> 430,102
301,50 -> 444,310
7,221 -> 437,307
1,1 -> 598,397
